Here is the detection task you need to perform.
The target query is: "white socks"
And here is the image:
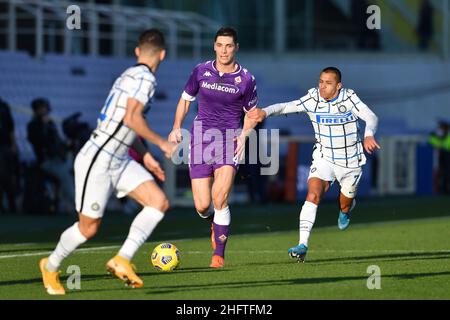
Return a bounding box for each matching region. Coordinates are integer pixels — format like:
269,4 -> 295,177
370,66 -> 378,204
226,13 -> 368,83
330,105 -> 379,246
213,206 -> 231,226
118,207 -> 165,261
47,222 -> 87,272
45,207 -> 165,271
299,201 -> 318,247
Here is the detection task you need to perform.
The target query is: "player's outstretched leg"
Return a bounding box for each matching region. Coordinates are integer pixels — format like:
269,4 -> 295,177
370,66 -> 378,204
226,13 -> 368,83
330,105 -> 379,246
338,198 -> 356,230
108,180 -> 168,288
210,207 -> 231,268
39,221 -> 89,295
288,201 -> 317,263
108,206 -> 165,288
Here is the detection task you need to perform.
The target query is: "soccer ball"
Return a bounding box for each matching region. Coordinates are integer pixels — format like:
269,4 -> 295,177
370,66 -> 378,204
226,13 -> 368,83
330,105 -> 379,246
151,243 -> 180,272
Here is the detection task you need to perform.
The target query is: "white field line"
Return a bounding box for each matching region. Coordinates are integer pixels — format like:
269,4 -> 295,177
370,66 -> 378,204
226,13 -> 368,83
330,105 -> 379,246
317,215 -> 450,231
0,247 -> 449,260
0,237 -> 198,260
0,245 -> 121,260
0,216 -> 449,260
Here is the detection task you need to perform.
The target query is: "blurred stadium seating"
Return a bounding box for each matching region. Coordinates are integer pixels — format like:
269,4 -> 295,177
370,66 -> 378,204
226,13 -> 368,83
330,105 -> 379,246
0,0 -> 449,208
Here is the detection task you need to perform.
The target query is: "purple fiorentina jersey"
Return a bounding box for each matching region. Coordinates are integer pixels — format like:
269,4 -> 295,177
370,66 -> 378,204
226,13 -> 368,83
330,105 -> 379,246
183,60 -> 258,132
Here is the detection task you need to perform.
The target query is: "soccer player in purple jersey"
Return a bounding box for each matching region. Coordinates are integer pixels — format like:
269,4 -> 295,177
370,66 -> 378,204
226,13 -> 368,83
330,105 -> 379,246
168,27 -> 259,268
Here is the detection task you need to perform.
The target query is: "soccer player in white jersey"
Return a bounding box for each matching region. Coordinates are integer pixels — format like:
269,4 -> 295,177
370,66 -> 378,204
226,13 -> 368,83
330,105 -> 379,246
39,29 -> 177,295
248,67 -> 380,262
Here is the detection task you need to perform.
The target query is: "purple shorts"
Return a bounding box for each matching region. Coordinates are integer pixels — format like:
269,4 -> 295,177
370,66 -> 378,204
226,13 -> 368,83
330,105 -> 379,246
189,134 -> 239,179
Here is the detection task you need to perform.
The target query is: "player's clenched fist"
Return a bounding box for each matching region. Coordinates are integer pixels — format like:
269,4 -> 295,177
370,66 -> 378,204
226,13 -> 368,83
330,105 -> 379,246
247,108 -> 267,122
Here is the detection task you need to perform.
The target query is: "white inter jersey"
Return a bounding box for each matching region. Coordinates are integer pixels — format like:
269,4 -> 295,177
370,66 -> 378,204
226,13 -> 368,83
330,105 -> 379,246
264,88 -> 378,169
74,64 -> 156,217
84,64 -> 156,167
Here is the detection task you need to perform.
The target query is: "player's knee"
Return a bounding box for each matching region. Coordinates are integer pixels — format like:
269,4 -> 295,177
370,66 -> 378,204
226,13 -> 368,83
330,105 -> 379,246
193,194 -> 211,214
142,193 -> 169,212
306,192 -> 321,205
151,195 -> 169,213
194,200 -> 210,215
160,197 -> 170,213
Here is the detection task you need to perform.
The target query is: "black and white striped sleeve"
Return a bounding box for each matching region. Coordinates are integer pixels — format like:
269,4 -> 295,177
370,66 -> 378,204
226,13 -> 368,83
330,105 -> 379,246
350,93 -> 378,137
262,93 -> 310,117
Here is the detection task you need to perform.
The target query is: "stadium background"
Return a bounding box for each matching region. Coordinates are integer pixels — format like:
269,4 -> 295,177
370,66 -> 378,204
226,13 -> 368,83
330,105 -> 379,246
0,0 -> 449,300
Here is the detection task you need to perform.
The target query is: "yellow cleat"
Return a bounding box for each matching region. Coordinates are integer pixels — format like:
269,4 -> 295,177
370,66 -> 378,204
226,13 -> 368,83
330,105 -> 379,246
106,255 -> 143,288
39,257 -> 65,295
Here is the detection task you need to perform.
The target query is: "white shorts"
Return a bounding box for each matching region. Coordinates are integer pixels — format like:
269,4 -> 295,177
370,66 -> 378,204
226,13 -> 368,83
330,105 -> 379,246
308,156 -> 363,199
74,151 -> 154,219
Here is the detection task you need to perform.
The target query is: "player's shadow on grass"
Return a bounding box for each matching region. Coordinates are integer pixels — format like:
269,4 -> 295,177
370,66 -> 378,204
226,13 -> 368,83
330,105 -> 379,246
0,273 -> 115,287
0,267 -> 227,288
143,270 -> 450,295
66,268 -> 231,295
235,251 -> 450,268
308,251 -> 450,265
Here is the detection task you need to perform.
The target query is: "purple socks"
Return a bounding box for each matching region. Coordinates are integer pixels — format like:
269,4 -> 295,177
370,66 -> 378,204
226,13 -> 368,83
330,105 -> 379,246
212,222 -> 230,258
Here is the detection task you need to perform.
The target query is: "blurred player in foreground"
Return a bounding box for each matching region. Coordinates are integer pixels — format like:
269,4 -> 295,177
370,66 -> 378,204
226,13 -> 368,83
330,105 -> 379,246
39,29 -> 176,295
248,67 -> 380,262
168,27 -> 259,268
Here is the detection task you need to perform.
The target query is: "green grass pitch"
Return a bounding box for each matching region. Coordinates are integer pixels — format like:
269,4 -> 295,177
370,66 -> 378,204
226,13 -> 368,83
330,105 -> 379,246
0,196 -> 449,300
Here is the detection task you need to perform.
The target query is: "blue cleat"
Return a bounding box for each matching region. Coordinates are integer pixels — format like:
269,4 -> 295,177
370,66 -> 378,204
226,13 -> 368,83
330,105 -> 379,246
288,244 -> 308,263
338,199 -> 356,230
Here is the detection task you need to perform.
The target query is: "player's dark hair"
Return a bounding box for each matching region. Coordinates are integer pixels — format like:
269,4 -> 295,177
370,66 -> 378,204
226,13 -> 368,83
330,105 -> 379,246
215,27 -> 238,44
138,29 -> 165,53
31,98 -> 51,112
321,67 -> 342,83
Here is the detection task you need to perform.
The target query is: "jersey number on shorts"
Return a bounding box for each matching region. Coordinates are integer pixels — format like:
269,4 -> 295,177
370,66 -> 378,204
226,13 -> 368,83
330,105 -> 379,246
352,174 -> 361,186
99,93 -> 115,122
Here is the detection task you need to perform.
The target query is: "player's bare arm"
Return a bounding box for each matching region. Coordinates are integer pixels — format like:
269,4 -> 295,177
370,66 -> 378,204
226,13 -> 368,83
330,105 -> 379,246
234,112 -> 259,161
124,97 -> 176,158
248,100 -> 302,122
131,137 -> 165,181
168,97 -> 191,143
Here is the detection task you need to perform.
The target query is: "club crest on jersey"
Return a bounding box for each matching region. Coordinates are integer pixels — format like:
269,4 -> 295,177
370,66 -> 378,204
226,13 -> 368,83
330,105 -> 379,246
234,76 -> 242,84
316,112 -> 355,125
338,105 -> 347,113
